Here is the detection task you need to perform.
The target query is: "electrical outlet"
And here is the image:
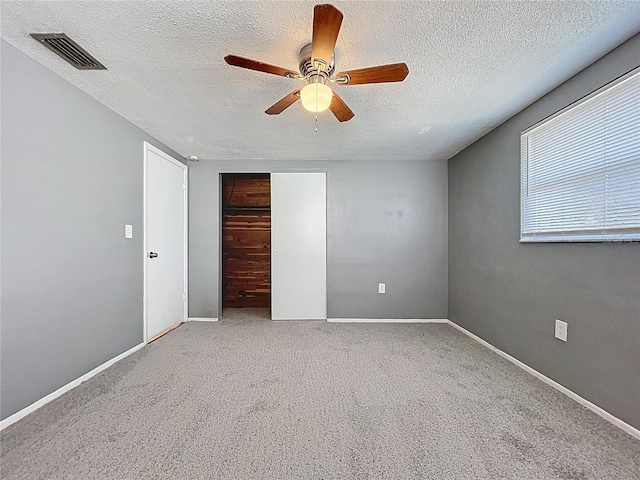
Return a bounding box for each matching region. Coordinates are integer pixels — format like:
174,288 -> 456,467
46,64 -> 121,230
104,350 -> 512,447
378,283 -> 386,294
555,319 -> 568,342
125,224 -> 133,239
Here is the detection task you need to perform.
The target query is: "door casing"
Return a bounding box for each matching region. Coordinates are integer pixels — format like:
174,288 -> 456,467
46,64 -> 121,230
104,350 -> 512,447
217,170 -> 327,320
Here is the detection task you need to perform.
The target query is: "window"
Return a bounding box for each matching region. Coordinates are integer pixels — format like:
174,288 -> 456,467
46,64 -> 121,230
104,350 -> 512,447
521,68 -> 640,242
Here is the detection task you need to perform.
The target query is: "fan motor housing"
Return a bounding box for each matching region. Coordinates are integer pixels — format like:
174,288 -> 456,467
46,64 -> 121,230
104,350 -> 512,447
298,42 -> 335,80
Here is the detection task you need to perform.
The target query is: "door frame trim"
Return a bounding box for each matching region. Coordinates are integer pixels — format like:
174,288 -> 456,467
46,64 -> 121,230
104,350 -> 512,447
217,169 -> 328,320
143,142 -> 188,343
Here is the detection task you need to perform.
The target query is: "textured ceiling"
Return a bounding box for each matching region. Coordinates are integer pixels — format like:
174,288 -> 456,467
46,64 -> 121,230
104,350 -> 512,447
1,1 -> 639,161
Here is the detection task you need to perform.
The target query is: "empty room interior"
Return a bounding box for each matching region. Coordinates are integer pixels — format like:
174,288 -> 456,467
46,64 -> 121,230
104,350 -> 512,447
1,1 -> 639,479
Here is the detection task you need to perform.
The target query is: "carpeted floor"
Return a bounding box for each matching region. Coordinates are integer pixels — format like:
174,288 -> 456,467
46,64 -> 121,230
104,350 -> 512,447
1,309 -> 638,479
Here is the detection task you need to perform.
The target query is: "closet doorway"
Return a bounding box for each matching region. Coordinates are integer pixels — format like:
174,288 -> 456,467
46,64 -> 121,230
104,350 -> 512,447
221,174 -> 271,309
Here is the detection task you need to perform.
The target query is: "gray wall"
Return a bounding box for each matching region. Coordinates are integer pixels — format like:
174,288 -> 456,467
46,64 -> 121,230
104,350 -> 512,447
448,34 -> 640,429
0,41 -> 183,420
189,160 -> 448,320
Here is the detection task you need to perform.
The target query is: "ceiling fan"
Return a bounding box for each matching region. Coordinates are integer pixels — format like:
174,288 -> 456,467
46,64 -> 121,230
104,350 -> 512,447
224,3 -> 409,122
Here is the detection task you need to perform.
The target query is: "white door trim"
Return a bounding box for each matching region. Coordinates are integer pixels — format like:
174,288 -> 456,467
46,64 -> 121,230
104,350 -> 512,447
143,142 -> 188,343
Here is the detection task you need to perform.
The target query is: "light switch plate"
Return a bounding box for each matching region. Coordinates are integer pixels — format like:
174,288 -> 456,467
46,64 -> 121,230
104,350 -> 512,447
125,224 -> 133,239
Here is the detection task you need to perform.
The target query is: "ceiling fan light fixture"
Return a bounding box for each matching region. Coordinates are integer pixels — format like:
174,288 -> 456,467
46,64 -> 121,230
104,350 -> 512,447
225,4 -> 408,122
300,82 -> 333,113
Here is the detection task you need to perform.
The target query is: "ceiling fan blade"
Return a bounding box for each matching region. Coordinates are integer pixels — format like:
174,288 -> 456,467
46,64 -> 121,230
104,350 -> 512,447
329,92 -> 354,122
336,63 -> 409,85
224,55 -> 298,78
265,89 -> 301,115
311,4 -> 343,71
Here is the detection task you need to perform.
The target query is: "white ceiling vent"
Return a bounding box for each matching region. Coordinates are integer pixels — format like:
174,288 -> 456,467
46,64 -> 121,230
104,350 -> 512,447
30,33 -> 106,70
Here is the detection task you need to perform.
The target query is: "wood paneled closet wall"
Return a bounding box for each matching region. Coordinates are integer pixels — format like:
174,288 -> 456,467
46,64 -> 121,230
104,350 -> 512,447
221,174 -> 271,308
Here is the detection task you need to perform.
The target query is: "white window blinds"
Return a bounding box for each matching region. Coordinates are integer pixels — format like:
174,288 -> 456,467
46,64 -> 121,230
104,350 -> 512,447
521,68 -> 640,242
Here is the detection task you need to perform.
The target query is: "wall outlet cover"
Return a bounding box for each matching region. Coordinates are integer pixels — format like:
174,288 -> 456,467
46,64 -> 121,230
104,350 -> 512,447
555,319 -> 568,342
125,224 -> 133,239
378,283 -> 386,294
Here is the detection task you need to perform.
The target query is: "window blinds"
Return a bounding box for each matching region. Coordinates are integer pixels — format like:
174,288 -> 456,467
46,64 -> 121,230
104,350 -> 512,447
521,69 -> 640,242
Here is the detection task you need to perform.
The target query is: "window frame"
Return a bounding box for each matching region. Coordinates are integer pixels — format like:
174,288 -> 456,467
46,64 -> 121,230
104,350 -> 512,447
520,67 -> 640,243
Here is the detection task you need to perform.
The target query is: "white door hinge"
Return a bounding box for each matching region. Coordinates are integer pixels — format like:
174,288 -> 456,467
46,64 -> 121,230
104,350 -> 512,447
183,293 -> 187,301
183,182 -> 186,191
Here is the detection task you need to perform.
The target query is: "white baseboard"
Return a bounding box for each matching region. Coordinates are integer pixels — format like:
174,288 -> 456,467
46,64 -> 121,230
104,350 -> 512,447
447,320 -> 640,441
0,342 -> 145,431
328,318 -> 448,323
187,317 -> 218,322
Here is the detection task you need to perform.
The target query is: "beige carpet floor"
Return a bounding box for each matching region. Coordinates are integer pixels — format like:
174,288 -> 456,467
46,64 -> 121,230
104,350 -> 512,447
1,309 -> 639,479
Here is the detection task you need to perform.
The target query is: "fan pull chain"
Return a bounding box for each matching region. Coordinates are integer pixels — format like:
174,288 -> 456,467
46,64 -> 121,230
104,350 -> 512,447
315,81 -> 319,133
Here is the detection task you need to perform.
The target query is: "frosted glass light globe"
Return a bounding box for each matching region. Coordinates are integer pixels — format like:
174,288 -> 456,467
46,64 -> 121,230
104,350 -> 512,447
300,82 -> 333,113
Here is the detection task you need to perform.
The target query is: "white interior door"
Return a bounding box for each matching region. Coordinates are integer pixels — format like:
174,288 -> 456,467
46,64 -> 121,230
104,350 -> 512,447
271,172 -> 326,320
144,143 -> 187,341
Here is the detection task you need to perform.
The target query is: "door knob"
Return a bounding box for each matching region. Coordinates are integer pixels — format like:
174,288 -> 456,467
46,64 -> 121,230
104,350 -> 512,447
148,252 -> 158,258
